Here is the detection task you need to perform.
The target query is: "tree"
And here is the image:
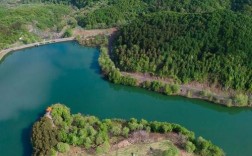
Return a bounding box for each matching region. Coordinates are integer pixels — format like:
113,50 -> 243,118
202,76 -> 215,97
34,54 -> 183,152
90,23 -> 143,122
110,124 -> 122,136
51,104 -> 72,126
184,141 -> 196,153
63,28 -> 73,37
31,117 -> 58,156
56,142 -> 70,153
84,137 -> 92,149
162,146 -> 179,156
122,127 -> 130,137
164,84 -> 173,95
234,93 -> 248,106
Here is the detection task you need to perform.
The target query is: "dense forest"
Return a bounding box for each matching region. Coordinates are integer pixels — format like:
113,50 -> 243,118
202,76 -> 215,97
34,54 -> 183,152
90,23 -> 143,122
17,0 -> 252,29
32,104 -> 224,156
75,0 -> 252,28
112,10 -> 252,92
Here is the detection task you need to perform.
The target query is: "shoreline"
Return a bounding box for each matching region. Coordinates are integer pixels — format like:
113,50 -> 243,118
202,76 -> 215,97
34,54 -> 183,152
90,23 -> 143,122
1,31 -> 250,107
121,72 -> 230,107
0,28 -> 117,62
98,42 -> 251,107
0,37 -> 75,61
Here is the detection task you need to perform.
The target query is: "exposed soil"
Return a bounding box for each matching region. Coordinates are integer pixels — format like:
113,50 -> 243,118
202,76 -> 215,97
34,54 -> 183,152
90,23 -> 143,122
73,27 -> 117,38
0,27 -> 117,61
121,71 -> 237,106
58,131 -> 192,156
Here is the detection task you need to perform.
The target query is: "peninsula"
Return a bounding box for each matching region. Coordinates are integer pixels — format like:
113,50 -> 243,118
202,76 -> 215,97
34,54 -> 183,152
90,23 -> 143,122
31,104 -> 224,156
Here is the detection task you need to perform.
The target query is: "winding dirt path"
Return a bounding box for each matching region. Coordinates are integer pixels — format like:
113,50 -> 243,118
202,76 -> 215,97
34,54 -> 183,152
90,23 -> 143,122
0,28 -> 117,61
121,71 -> 230,106
0,37 -> 75,61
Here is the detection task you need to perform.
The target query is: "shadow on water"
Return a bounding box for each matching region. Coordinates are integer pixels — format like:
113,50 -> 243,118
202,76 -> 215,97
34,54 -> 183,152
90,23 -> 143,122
21,111 -> 45,156
0,52 -> 15,64
21,124 -> 33,156
107,82 -> 252,115
89,49 -> 100,74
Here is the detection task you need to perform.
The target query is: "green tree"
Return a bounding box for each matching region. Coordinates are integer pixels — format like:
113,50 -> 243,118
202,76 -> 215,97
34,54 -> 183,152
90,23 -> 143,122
56,142 -> 70,153
122,127 -> 130,137
162,146 -> 179,156
184,141 -> 196,153
63,28 -> 73,37
234,93 -> 248,106
31,117 -> 58,156
164,84 -> 173,95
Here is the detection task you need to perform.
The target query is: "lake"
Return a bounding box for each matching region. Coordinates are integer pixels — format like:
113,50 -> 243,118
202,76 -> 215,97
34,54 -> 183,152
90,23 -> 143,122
0,41 -> 251,156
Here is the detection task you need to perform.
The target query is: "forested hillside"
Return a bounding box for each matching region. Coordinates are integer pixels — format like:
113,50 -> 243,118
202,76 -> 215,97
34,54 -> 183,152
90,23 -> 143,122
0,4 -> 72,50
76,0 -> 147,29
12,0 -> 252,30
113,10 -> 252,92
74,0 -> 252,29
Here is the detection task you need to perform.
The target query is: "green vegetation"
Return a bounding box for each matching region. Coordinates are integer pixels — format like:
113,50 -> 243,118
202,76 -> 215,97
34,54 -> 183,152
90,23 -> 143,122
63,28 -> 73,37
74,0 -> 252,29
56,142 -> 70,153
0,4 -> 72,50
98,46 -> 137,86
162,146 -> 179,156
2,1 -> 251,107
233,93 -> 249,106
77,0 -> 147,29
77,34 -> 109,47
32,104 -> 225,156
113,10 -> 252,92
31,116 -> 57,155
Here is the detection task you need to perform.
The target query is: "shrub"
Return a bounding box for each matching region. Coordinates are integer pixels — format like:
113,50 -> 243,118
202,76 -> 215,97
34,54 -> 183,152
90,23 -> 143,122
122,127 -> 130,137
162,146 -> 179,156
141,81 -> 151,89
187,90 -> 192,98
84,137 -> 92,149
160,124 -> 172,133
50,148 -> 57,156
171,84 -> 180,94
195,136 -> 224,156
233,93 -> 248,106
184,141 -> 196,153
164,84 -> 173,95
51,104 -> 72,126
200,90 -> 212,97
110,124 -> 122,136
226,98 -> 233,107
128,118 -> 139,131
151,81 -> 163,92
56,142 -> 70,153
63,28 -> 73,37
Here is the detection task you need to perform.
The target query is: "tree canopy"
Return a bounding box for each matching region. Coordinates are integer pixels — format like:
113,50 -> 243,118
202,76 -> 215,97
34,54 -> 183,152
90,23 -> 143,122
112,10 -> 252,91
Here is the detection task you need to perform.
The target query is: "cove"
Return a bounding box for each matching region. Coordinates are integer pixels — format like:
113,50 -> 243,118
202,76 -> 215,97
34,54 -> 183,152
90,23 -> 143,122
0,41 -> 251,156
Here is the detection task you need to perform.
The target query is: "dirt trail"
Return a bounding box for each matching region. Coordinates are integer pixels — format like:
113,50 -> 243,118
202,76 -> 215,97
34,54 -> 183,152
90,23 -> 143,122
121,71 -> 230,105
0,37 -> 74,61
73,27 -> 117,38
0,28 -> 117,61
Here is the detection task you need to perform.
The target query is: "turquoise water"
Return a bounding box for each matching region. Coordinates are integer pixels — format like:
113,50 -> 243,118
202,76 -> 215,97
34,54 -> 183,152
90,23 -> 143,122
0,42 -> 251,156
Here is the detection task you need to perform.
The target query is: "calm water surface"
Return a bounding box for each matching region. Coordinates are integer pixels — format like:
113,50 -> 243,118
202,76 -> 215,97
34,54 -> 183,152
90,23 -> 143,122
0,42 -> 251,156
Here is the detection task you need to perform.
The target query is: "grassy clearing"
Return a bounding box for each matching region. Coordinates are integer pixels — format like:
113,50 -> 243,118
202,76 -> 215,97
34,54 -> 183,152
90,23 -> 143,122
58,140 -> 189,156
110,140 -> 182,156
